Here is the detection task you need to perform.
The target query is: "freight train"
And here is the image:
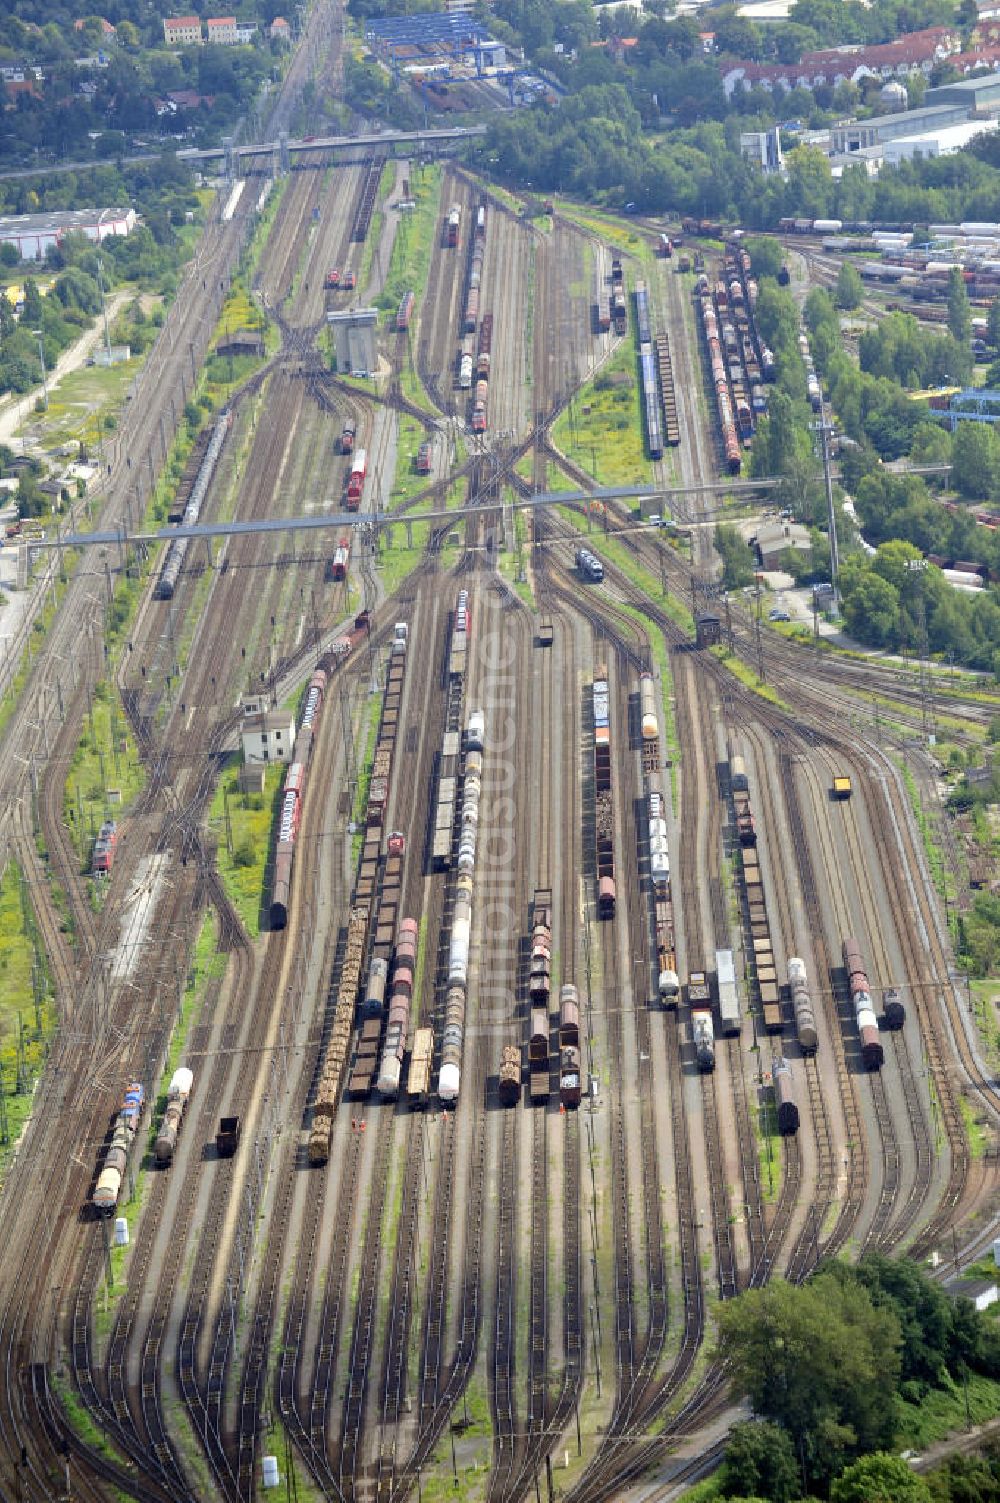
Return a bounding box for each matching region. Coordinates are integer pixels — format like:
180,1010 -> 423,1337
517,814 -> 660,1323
525,890 -> 553,1104
842,936 -> 884,1070
270,665 -> 329,930
464,202 -> 486,333
788,956 -> 818,1053
309,629 -> 410,1161
433,591 -> 470,869
593,668 -> 615,918
729,750 -> 782,1032
155,1067 -> 193,1165
611,254 -> 627,335
559,983 -> 582,1107
376,917 -> 417,1097
439,706 -> 484,1104
155,411 -> 230,600
93,1082 -> 144,1211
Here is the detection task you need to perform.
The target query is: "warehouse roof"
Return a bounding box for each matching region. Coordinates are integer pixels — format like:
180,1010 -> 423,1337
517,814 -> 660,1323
0,207 -> 132,235
927,72 -> 1000,103
366,13 -> 495,45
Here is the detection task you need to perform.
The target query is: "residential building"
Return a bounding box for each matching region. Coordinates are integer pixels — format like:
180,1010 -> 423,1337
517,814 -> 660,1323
206,16 -> 239,44
163,15 -> 203,44
0,207 -> 137,260
240,709 -> 296,764
73,16 -> 116,38
269,15 -> 291,39
235,22 -> 256,42
722,25 -> 959,98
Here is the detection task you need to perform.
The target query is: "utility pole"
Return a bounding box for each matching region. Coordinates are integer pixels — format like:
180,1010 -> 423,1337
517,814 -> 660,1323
33,331 -> 48,411
97,258 -> 111,359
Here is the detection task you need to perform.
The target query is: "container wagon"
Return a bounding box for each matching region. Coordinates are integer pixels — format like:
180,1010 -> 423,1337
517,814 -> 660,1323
716,948 -> 741,1035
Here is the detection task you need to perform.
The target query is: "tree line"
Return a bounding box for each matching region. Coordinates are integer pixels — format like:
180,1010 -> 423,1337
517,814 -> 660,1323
714,1254 -> 1000,1502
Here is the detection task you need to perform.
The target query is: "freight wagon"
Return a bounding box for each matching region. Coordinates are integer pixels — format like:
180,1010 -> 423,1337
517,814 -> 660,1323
407,1027 -> 433,1107
773,1058 -> 799,1135
576,548 -> 604,583
155,1067 -> 193,1165
788,956 -> 818,1053
842,936 -> 883,1070
92,1082 -> 145,1211
692,1009 -> 715,1071
716,948 -> 741,1035
499,1044 -> 521,1106
594,670 -> 616,919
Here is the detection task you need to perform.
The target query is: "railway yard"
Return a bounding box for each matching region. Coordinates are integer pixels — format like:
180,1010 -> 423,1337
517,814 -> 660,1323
2,22 -> 1000,1503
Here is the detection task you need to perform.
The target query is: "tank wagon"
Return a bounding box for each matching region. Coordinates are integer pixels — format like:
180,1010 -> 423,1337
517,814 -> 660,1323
155,411 -> 230,600
640,672 -> 659,741
788,956 -> 818,1052
270,666 -> 329,930
93,1082 -> 144,1211
773,1057 -> 800,1135
155,1067 -> 193,1165
593,669 -> 615,918
842,936 -> 883,1070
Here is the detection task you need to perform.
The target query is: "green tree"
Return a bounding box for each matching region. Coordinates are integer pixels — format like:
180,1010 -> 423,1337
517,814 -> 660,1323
21,278 -> 42,328
722,1421 -> 801,1502
840,566 -> 901,648
835,262 -> 863,311
744,236 -> 785,281
947,265 -> 972,345
988,295 -> 1000,350
831,1453 -> 932,1503
716,1273 -> 902,1487
952,421 -> 1000,499
715,522 -> 755,590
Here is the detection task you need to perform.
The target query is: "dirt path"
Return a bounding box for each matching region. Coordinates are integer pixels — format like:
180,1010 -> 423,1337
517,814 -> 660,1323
0,289 -> 132,446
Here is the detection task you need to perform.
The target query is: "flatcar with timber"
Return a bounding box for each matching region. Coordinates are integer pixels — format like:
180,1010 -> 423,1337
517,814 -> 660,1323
842,936 -> 883,1070
773,1058 -> 800,1135
93,1081 -> 145,1211
498,1044 -> 521,1106
407,1027 -> 433,1107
